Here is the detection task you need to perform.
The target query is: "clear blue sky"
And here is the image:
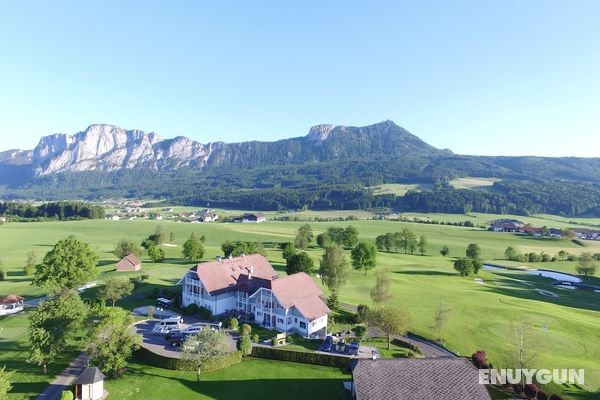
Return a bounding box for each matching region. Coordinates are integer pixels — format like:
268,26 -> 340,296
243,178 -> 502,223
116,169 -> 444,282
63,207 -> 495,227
0,1 -> 599,156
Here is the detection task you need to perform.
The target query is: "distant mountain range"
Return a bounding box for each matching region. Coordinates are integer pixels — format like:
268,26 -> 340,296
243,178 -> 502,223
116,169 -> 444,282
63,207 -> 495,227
1,121 -> 599,216
0,121 -> 439,177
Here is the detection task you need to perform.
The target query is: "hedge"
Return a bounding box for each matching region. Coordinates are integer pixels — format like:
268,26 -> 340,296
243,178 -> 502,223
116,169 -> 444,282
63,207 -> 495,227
250,346 -> 352,369
390,338 -> 423,355
135,347 -> 243,371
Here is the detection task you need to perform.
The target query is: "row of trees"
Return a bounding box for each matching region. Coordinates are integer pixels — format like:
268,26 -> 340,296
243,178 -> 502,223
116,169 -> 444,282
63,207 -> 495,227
0,201 -> 105,220
374,229 -> 427,255
505,247 -> 598,278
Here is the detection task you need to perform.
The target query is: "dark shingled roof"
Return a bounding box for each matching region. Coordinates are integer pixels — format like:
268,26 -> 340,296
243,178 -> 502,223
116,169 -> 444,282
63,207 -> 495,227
352,358 -> 491,400
73,367 -> 105,385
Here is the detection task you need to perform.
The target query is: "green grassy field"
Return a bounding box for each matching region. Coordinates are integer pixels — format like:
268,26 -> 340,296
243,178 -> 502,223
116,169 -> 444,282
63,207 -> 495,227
1,216 -> 600,398
448,177 -> 500,191
366,183 -> 432,196
104,357 -> 350,400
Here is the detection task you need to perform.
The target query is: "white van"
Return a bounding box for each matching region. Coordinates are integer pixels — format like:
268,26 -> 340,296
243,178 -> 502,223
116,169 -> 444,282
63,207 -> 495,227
181,324 -> 204,335
151,316 -> 183,335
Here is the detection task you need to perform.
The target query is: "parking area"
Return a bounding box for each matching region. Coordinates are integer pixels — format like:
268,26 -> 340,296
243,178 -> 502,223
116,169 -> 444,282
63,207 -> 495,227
132,309 -> 238,359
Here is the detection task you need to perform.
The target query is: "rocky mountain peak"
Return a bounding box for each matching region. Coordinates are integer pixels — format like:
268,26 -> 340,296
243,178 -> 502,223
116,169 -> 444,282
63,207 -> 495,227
306,124 -> 337,141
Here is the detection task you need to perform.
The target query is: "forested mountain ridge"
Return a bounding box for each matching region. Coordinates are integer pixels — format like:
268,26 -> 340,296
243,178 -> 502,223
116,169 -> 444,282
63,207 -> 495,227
1,121 -> 599,216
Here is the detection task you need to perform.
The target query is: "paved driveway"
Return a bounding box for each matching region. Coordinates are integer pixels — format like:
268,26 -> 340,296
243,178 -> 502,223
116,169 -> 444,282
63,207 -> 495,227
133,318 -> 238,359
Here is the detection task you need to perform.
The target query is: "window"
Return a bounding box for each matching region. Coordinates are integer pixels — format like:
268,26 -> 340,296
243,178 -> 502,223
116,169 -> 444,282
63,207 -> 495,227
299,321 -> 307,329
295,318 -> 297,323
277,318 -> 284,324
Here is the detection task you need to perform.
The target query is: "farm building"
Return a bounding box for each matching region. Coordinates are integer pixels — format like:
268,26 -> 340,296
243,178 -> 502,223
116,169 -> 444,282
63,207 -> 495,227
234,213 -> 267,223
116,253 -> 141,272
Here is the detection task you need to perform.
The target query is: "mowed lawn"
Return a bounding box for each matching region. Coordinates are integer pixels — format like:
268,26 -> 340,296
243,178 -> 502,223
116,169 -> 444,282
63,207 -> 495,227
105,358 -> 349,400
1,216 -> 600,398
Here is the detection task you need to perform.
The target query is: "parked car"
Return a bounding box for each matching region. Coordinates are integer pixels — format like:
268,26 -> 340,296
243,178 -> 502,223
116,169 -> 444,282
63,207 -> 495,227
181,324 -> 204,335
151,316 -> 183,335
169,332 -> 190,347
321,336 -> 333,352
165,329 -> 182,341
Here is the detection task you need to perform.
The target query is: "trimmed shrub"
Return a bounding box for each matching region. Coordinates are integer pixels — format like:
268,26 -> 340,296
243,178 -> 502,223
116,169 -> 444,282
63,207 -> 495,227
24,264 -> 36,276
238,335 -> 252,355
184,303 -> 199,316
146,306 -> 154,319
251,334 -> 259,343
228,317 -> 239,331
355,304 -> 370,323
60,391 -> 74,400
250,346 -> 351,369
239,323 -> 252,336
198,306 -> 212,320
471,350 -> 489,369
390,338 -> 422,355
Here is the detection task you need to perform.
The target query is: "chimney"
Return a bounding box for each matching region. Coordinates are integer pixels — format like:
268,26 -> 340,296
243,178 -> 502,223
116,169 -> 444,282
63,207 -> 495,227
216,256 -> 222,263
248,272 -> 252,280
250,265 -> 254,274
241,252 -> 245,258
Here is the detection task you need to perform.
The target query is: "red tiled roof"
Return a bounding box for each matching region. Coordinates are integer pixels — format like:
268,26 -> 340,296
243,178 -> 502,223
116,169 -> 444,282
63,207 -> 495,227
195,254 -> 278,295
116,253 -> 141,271
0,294 -> 24,305
271,272 -> 330,320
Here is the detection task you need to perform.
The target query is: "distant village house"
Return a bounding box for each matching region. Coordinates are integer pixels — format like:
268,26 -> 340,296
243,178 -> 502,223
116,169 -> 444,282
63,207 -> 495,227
234,213 -> 267,223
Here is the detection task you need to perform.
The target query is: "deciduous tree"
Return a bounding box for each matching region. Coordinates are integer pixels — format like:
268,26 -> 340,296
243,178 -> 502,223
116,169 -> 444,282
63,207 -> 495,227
351,242 -> 377,275
466,243 -> 481,259
370,270 -> 392,307
33,236 -> 98,291
368,306 -> 411,350
24,250 -> 37,276
319,246 -> 350,308
182,233 -> 205,261
286,252 -> 314,275
99,279 -> 134,307
440,245 -> 450,257
86,307 -> 140,378
576,252 -> 598,278
148,246 -> 165,263
453,257 -> 474,276
417,235 -> 427,256
182,329 -> 230,381
28,290 -> 88,373
294,224 -> 313,250
113,238 -> 141,259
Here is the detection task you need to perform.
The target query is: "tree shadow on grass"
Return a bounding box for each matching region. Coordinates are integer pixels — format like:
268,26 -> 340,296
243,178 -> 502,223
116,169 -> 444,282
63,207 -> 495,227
393,270 -> 456,277
120,366 -> 351,400
481,272 -> 600,313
